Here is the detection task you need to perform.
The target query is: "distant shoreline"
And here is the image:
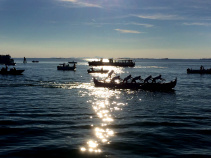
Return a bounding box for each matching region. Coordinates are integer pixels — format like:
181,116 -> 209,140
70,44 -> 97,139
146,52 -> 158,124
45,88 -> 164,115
12,57 -> 211,60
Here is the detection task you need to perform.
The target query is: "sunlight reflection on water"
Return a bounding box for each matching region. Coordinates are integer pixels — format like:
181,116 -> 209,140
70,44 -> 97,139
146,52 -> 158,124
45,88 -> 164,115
80,85 -> 126,154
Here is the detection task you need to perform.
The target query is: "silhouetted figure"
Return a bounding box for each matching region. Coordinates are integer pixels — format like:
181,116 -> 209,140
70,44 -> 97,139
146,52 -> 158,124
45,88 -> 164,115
144,75 -> 152,83
152,75 -> 165,83
111,76 -> 120,83
123,75 -> 132,83
200,65 -> 204,70
107,70 -> 114,78
23,57 -> 27,64
131,76 -> 142,83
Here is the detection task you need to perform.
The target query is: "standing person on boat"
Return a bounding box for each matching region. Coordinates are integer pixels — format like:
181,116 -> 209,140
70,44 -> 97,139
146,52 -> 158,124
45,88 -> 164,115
144,75 -> 152,83
123,75 -> 132,83
131,76 -> 142,83
152,75 -> 165,83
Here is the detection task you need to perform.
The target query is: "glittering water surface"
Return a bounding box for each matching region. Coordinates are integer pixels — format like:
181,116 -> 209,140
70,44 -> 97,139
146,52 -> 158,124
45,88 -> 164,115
0,58 -> 211,158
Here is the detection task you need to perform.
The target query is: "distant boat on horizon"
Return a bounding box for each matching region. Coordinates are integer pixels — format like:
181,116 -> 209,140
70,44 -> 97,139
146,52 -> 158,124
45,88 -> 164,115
32,60 -> 39,63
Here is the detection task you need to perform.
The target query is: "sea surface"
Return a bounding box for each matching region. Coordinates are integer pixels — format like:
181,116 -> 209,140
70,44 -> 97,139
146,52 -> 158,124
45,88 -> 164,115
0,58 -> 211,158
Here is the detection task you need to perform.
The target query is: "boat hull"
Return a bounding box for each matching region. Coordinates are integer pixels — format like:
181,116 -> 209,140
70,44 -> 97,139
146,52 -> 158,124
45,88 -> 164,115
187,69 -> 211,74
0,70 -> 24,75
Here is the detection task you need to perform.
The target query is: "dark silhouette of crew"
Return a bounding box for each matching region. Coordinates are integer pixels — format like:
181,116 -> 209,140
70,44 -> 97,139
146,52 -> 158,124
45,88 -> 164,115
123,75 -> 132,83
107,70 -> 114,78
152,75 -> 165,83
131,76 -> 142,83
144,75 -> 152,83
111,76 -> 120,83
200,65 -> 204,70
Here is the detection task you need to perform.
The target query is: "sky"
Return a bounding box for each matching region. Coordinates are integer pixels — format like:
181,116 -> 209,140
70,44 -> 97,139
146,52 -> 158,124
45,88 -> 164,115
0,0 -> 211,58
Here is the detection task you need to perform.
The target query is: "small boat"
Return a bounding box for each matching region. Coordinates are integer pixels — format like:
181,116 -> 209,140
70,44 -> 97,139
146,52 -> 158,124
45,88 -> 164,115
93,77 -> 177,91
187,66 -> 211,74
187,69 -> 211,74
88,58 -> 135,67
57,62 -> 76,70
87,68 -> 109,74
0,67 -> 24,75
32,60 -> 39,63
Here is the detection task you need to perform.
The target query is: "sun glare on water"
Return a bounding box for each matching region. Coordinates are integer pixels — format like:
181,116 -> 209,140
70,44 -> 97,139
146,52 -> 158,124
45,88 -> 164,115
80,87 -> 126,154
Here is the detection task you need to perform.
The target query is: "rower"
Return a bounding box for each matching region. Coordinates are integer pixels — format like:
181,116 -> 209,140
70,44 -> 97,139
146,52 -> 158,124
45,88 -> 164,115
131,76 -> 142,83
144,75 -> 152,83
107,70 -> 114,78
200,65 -> 204,70
123,75 -> 132,83
111,76 -> 120,83
152,75 -> 165,83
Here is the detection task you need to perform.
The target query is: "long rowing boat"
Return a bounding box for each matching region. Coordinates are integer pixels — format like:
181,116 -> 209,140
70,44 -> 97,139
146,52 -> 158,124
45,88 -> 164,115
93,77 -> 177,91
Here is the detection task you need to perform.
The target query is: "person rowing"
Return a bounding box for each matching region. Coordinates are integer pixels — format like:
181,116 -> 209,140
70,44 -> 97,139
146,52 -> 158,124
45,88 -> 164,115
103,70 -> 114,82
123,75 -> 132,83
131,76 -> 143,83
111,76 -> 121,83
144,75 -> 152,83
108,70 -> 114,78
152,75 -> 165,83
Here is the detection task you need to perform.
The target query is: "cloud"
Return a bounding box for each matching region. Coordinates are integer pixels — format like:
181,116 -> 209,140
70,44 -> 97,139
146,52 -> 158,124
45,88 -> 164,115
127,22 -> 153,28
59,0 -> 102,8
114,29 -> 142,34
183,22 -> 211,26
132,14 -> 183,20
84,22 -> 153,28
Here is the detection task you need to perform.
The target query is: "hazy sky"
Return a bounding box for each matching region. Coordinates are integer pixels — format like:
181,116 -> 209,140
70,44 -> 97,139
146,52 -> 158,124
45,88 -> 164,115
0,0 -> 211,58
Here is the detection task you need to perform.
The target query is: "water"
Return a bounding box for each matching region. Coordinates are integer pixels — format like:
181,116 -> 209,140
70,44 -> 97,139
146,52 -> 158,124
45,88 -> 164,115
0,58 -> 211,158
